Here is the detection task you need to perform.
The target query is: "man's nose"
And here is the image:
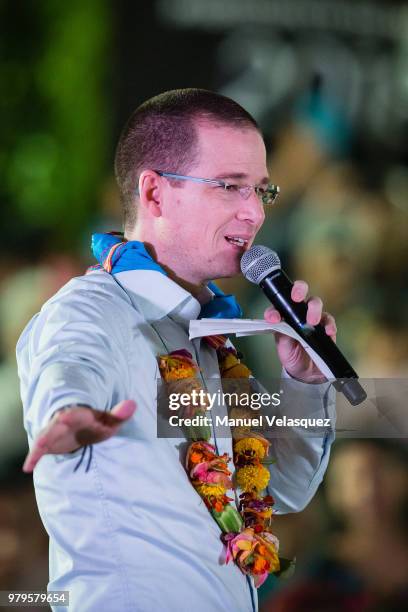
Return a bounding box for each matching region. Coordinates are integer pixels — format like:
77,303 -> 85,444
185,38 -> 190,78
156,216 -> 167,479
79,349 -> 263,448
235,190 -> 265,226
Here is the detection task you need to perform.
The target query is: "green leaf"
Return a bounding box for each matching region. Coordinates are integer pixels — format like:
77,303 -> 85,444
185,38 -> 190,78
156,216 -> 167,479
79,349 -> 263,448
185,425 -> 212,442
262,457 -> 277,465
274,556 -> 296,579
211,504 -> 243,533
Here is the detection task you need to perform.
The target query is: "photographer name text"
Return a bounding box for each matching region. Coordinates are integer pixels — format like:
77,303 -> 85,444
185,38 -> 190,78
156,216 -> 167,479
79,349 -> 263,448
168,414 -> 332,429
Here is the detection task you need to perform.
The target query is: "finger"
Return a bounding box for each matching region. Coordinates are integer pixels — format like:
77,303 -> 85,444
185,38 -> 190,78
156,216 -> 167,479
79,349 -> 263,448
321,311 -> 337,338
291,280 -> 309,302
264,307 -> 282,323
274,332 -> 297,354
23,415 -> 83,472
274,332 -> 304,366
110,399 -> 137,421
58,402 -> 136,450
306,296 -> 323,325
58,406 -> 95,428
23,435 -> 52,473
58,405 -> 128,430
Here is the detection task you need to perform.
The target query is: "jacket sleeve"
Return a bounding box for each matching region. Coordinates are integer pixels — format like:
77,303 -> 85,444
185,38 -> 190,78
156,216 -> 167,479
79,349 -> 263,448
16,280 -> 130,443
253,371 -> 336,514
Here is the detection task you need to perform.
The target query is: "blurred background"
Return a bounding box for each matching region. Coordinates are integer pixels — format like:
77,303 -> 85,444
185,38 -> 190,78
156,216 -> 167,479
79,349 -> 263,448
1,0 -> 407,609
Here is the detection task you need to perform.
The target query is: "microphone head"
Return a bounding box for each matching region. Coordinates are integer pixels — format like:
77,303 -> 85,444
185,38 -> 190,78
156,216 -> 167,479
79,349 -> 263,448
241,245 -> 281,284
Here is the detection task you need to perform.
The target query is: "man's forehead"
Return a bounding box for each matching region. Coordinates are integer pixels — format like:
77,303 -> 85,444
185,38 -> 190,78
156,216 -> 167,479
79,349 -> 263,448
194,122 -> 267,176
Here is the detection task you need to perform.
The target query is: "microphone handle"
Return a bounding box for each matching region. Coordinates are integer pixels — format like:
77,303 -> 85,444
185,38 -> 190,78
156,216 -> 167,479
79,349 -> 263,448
260,269 -> 357,379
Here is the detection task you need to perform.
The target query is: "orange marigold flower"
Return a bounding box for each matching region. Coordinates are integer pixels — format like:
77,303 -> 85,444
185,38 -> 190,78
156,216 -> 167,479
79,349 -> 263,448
253,557 -> 268,573
190,452 -> 202,464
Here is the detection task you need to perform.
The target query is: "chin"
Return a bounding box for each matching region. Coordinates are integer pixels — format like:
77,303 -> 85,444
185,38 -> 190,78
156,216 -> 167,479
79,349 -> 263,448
204,247 -> 242,280
213,261 -> 241,280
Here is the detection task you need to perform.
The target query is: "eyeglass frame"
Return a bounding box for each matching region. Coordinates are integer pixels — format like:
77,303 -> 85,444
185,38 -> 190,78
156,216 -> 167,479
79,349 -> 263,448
135,170 -> 280,206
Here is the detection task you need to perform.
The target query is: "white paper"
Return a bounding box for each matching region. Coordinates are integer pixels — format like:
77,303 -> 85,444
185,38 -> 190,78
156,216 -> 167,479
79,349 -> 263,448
189,318 -> 335,379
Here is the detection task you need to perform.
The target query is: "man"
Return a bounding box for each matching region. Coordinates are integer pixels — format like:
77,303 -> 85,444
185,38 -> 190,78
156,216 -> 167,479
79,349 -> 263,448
17,89 -> 336,612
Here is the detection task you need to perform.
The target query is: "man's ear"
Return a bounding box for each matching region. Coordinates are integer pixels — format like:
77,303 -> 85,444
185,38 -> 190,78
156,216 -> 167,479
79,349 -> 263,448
138,170 -> 163,217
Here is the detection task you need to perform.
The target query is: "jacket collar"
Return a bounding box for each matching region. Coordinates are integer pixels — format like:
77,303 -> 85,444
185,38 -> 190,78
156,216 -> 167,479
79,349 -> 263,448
90,233 -> 242,325
113,269 -> 210,326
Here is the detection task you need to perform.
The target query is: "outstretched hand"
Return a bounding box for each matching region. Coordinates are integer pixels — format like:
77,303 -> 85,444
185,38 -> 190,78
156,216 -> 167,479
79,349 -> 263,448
22,399 -> 137,473
264,280 -> 337,383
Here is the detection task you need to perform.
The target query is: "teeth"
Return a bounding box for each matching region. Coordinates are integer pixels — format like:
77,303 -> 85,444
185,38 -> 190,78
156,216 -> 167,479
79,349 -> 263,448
226,236 -> 248,246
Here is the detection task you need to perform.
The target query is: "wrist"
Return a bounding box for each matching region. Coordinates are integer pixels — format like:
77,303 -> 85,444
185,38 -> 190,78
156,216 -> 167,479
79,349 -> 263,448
283,366 -> 327,385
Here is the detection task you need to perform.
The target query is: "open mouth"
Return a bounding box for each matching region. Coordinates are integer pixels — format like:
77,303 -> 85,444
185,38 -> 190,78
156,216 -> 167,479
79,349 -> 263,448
225,236 -> 249,248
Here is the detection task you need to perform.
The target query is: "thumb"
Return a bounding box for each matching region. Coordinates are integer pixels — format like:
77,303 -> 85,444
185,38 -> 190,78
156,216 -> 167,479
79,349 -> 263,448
110,399 -> 137,421
275,332 -> 297,358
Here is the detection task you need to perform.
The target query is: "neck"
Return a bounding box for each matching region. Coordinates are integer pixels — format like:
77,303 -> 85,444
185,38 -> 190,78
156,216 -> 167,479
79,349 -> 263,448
125,228 -> 210,302
160,260 -> 210,302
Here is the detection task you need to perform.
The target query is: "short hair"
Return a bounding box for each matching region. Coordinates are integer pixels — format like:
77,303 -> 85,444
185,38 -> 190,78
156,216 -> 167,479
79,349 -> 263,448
114,88 -> 260,231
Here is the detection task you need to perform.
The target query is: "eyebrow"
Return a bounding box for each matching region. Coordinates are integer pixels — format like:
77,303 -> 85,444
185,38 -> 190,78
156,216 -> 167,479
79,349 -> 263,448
214,172 -> 270,185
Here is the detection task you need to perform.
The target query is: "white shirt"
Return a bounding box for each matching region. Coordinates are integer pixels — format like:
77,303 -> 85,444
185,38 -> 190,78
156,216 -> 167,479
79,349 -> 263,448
16,268 -> 335,612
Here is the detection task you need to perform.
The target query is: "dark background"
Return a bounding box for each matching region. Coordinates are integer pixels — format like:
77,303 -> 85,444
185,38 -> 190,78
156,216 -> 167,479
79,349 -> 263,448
1,1 -> 407,609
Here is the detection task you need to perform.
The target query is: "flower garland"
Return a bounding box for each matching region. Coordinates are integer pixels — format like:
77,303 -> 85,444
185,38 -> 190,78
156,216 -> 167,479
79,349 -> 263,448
158,340 -> 281,588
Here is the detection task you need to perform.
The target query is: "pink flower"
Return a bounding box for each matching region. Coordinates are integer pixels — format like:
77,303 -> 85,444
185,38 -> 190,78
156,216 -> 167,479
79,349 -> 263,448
191,461 -> 232,489
222,528 -> 280,587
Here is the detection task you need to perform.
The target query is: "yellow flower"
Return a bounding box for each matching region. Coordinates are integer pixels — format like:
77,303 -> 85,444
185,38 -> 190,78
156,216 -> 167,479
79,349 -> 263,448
195,483 -> 226,498
236,465 -> 270,492
256,533 -> 280,574
222,363 -> 252,378
234,438 -> 266,460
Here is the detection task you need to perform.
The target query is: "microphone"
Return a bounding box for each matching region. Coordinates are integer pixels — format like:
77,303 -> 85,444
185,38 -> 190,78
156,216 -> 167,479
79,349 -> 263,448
241,245 -> 367,406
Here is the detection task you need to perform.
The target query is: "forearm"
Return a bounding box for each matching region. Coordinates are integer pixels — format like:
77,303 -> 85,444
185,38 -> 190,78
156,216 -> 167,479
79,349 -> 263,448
266,372 -> 336,514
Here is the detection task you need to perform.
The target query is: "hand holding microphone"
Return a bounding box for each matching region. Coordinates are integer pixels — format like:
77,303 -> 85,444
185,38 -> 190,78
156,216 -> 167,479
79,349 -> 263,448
241,245 -> 367,406
265,279 -> 336,384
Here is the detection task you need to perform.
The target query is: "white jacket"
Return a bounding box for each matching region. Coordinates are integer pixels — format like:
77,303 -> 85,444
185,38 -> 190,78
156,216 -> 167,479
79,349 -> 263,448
16,268 -> 335,612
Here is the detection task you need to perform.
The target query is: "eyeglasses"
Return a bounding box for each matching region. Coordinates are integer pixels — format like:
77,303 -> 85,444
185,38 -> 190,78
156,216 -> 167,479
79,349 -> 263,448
143,171 -> 280,206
